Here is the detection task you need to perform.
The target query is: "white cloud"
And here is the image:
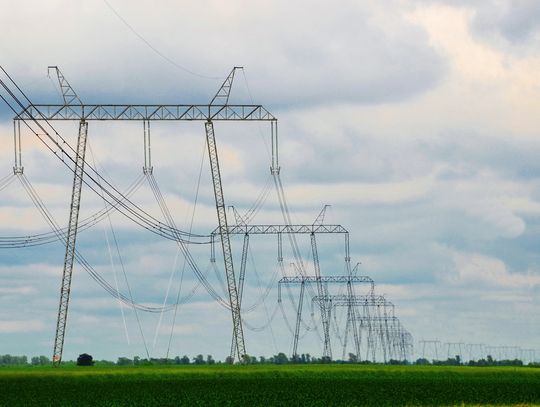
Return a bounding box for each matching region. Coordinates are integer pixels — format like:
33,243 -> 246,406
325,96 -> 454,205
433,169 -> 528,239
443,249 -> 540,289
0,286 -> 36,295
0,320 -> 45,333
0,0 -> 444,107
284,175 -> 434,206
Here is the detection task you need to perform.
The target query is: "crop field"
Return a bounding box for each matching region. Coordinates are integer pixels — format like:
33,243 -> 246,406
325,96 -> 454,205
1,364 -> 539,406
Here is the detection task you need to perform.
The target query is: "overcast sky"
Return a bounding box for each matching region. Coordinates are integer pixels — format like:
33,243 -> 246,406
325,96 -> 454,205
0,0 -> 539,362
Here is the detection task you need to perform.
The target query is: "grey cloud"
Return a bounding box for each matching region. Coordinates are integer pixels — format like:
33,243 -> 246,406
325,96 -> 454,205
427,0 -> 540,48
471,0 -> 540,43
0,0 -> 446,109
272,122 -> 540,186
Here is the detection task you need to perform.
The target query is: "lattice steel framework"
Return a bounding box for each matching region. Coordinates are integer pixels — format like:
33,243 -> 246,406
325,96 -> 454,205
205,120 -> 245,360
52,120 -> 88,365
16,104 -> 275,121
278,276 -> 375,298
314,294 -> 408,361
230,232 -> 249,359
310,233 -> 331,358
11,66 -> 277,365
278,275 -> 374,357
211,224 -> 348,235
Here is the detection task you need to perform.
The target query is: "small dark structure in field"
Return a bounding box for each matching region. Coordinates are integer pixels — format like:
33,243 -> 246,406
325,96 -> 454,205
77,353 -> 94,366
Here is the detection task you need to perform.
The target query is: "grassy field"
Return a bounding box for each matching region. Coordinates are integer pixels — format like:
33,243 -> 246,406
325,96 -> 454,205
1,364 -> 539,406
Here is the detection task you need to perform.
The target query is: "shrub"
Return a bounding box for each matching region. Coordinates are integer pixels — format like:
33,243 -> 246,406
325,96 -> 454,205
76,353 -> 94,366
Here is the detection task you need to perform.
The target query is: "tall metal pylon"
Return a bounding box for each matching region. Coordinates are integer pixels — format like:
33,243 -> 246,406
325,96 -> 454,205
207,67 -> 246,361
230,232 -> 249,359
205,120 -> 246,361
292,279 -> 305,357
344,232 -> 361,359
52,119 -> 88,365
311,232 -> 332,359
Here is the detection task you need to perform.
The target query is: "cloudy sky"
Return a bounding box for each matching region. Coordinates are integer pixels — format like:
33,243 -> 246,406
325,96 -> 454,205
0,0 -> 539,362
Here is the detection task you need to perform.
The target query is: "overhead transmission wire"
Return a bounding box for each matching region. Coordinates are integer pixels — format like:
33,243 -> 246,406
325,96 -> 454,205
239,258 -> 280,314
332,304 -> 345,349
2,65 -> 289,357
210,258 -> 229,299
235,69 -> 273,225
165,136 -> 207,359
16,171 -> 171,312
145,171 -> 228,308
151,135 -> 212,349
0,77 -> 183,313
302,236 -> 324,332
0,69 -> 208,245
274,172 -> 336,349
2,141 -> 220,319
241,69 -> 272,160
0,68 -> 233,310
88,142 -> 150,357
0,174 -> 15,192
273,172 -> 318,299
88,142 -> 131,345
152,221 -> 183,350
227,223 -> 282,315
238,175 -> 273,225
2,65 -> 297,355
0,174 -> 146,248
102,0 -> 222,81
213,177 -> 275,309
0,173 -> 13,185
240,243 -> 279,352
47,74 -> 64,101
110,217 -> 151,359
279,238 -> 322,342
7,69 -> 210,244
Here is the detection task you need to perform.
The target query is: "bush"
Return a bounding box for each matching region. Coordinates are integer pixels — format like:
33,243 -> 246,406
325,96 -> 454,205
76,353 -> 94,366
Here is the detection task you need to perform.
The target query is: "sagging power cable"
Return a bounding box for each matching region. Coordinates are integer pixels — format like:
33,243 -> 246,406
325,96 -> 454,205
0,68 -> 233,310
0,174 -> 146,248
16,172 -> 175,313
0,67 -> 210,245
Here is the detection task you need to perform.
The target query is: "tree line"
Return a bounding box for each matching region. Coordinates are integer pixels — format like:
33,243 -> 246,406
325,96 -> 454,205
0,355 -> 50,366
414,354 -> 536,367
0,352 -> 538,367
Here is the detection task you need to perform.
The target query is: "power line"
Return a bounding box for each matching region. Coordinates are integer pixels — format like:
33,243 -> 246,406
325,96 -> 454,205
103,0 -> 223,81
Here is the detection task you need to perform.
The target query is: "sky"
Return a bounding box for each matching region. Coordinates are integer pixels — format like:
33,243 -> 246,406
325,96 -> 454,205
0,0 -> 539,362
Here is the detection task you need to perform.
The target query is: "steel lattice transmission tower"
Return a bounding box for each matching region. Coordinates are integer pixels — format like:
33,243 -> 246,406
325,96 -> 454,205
53,119 -> 88,365
10,66 -> 275,365
206,68 -> 246,361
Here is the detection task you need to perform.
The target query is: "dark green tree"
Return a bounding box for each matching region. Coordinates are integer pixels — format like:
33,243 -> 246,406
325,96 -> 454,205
117,357 -> 133,366
76,353 -> 94,366
39,356 -> 50,365
273,352 -> 288,365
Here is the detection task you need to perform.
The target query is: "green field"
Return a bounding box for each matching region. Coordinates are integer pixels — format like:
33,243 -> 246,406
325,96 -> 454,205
1,364 -> 539,406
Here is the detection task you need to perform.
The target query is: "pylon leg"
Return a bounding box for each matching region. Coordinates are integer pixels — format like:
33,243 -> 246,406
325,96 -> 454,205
52,120 -> 88,366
